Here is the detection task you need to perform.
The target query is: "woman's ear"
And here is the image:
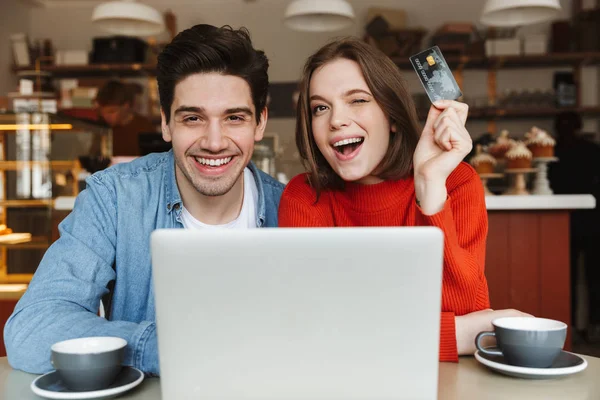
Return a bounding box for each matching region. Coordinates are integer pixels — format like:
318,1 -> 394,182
391,122 -> 398,133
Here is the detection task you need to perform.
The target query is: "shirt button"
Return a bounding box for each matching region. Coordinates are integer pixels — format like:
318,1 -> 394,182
167,204 -> 171,210
174,204 -> 180,210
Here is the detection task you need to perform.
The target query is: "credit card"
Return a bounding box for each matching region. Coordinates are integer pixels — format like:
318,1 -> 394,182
409,46 -> 462,103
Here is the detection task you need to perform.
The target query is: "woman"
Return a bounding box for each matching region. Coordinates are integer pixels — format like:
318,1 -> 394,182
279,38 -> 528,361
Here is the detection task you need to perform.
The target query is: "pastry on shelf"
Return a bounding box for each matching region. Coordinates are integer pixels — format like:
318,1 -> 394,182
505,141 -> 533,169
0,224 -> 13,235
469,144 -> 497,174
525,126 -> 556,158
489,129 -> 515,159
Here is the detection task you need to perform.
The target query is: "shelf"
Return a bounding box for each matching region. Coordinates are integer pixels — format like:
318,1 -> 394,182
0,283 -> 27,299
0,200 -> 53,208
13,63 -> 156,77
392,52 -> 600,70
0,161 -> 78,170
13,53 -> 600,78
417,106 -> 600,121
0,273 -> 33,284
488,106 -> 600,118
15,53 -> 600,77
0,236 -> 49,249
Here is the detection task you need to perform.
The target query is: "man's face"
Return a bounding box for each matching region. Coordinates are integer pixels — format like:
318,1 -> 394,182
162,72 -> 267,198
98,104 -> 128,127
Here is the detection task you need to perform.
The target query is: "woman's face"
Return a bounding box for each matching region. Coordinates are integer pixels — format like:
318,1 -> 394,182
309,58 -> 393,184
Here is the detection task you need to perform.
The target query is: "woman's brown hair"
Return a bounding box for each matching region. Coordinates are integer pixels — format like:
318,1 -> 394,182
296,37 -> 421,195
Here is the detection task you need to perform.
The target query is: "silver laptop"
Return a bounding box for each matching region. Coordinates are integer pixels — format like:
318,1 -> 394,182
151,227 -> 443,400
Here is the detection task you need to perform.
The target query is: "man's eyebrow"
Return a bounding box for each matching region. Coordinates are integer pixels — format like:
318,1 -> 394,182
225,107 -> 253,116
174,106 -> 205,114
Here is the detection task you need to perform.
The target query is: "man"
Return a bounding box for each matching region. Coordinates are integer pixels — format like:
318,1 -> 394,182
4,24 -> 283,376
93,80 -> 156,156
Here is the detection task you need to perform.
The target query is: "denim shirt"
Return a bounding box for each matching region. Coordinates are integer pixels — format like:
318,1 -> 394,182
4,150 -> 284,375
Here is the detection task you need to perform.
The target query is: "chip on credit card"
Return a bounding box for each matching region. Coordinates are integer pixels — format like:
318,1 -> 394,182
409,46 -> 462,104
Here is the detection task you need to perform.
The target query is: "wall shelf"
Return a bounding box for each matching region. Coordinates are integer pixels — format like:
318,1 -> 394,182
0,200 -> 53,208
417,106 -> 600,121
13,63 -> 157,77
0,237 -> 49,250
392,52 -> 600,70
0,161 -> 78,170
14,53 -> 600,77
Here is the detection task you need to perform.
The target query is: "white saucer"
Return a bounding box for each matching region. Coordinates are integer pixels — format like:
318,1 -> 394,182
30,366 -> 144,399
475,349 -> 588,379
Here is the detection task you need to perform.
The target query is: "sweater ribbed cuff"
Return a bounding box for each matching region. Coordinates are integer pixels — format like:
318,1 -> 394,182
415,196 -> 454,228
439,312 -> 459,362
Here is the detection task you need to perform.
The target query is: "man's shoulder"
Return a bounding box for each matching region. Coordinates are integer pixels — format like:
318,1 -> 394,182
253,166 -> 284,196
89,151 -> 171,188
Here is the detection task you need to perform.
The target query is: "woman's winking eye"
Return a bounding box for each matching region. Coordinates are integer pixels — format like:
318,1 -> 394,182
311,98 -> 368,116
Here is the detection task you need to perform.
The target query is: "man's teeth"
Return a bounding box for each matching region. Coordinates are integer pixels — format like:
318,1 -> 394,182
194,156 -> 232,166
333,138 -> 363,147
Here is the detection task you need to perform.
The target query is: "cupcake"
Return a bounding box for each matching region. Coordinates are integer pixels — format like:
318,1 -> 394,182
525,126 -> 556,158
469,145 -> 497,174
489,130 -> 515,159
506,141 -> 533,169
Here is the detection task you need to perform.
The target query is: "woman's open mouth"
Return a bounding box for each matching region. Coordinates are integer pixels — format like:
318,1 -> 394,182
332,137 -> 364,161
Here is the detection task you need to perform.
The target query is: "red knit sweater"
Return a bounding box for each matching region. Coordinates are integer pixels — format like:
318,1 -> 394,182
278,162 -> 490,362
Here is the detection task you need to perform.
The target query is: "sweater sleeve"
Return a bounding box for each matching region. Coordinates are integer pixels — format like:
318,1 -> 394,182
279,174 -> 334,227
439,312 -> 458,362
415,163 -> 491,362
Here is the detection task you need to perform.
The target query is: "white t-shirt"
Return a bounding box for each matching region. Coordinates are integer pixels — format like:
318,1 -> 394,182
181,167 -> 258,229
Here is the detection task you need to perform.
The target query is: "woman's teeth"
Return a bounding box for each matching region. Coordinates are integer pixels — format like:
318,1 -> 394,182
333,137 -> 363,148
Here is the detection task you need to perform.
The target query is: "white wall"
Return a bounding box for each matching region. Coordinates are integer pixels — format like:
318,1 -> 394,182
24,0 -> 599,178
0,0 -> 31,99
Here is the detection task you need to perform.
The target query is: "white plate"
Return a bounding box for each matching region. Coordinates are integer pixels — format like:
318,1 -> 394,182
475,350 -> 588,379
31,366 -> 144,400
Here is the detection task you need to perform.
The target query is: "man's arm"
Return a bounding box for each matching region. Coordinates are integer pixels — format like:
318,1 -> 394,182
4,176 -> 159,375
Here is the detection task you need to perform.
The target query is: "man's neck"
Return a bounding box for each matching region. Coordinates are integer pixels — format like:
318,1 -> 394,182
177,168 -> 245,225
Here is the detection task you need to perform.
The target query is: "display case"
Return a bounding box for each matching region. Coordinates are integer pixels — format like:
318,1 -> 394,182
0,112 -> 111,283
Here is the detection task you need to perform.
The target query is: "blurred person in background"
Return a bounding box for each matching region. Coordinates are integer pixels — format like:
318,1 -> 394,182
549,111 -> 600,343
93,80 -> 156,156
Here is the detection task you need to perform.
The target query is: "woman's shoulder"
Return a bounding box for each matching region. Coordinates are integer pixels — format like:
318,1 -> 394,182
283,173 -> 319,204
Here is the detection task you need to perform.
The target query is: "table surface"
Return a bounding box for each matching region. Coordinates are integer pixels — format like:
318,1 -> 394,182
2,355 -> 600,399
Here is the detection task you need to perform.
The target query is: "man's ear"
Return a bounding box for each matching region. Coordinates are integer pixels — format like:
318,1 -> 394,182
161,109 -> 172,142
254,107 -> 268,142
